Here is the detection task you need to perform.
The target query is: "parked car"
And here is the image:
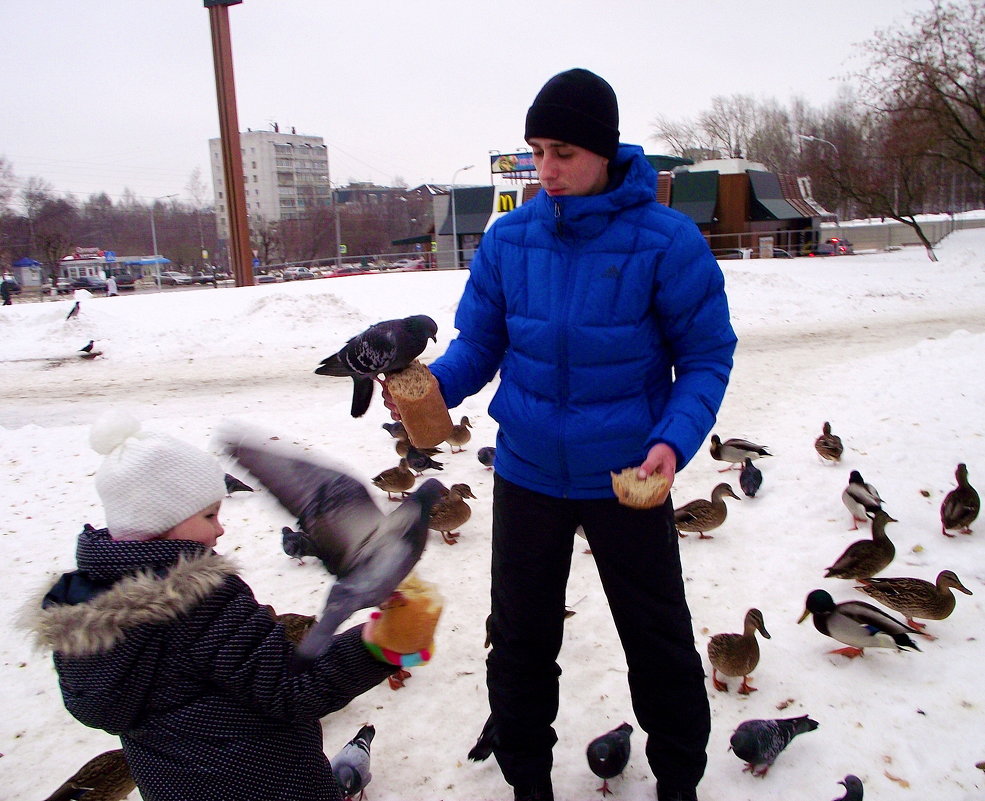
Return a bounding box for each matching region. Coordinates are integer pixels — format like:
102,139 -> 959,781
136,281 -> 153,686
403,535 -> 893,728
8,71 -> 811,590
71,275 -> 108,292
713,248 -> 753,260
190,271 -> 218,284
255,273 -> 280,284
390,258 -> 425,271
807,237 -> 855,257
771,248 -> 794,259
55,277 -> 73,295
109,272 -> 136,289
282,266 -> 316,281
159,271 -> 192,286
2,277 -> 22,295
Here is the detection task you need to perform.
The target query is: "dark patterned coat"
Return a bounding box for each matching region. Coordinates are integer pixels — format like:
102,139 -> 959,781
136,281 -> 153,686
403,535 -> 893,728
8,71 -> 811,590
30,527 -> 396,801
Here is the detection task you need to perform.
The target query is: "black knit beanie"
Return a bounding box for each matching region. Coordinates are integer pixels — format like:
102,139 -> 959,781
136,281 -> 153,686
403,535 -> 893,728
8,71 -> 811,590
524,68 -> 620,160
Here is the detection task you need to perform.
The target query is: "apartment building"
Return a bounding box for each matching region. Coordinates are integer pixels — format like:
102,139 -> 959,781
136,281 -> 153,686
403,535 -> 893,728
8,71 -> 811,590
209,126 -> 331,241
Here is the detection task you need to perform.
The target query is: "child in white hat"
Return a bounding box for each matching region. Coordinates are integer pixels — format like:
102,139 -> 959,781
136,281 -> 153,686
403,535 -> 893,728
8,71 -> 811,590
30,410 -> 438,801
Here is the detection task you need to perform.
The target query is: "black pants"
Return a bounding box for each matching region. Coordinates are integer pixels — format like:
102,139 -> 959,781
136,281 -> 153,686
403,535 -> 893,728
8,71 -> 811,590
487,475 -> 710,793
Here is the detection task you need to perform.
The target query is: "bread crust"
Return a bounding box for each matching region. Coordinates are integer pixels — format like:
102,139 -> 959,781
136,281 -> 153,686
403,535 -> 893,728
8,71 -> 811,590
610,467 -> 670,509
372,574 -> 443,654
387,361 -> 454,448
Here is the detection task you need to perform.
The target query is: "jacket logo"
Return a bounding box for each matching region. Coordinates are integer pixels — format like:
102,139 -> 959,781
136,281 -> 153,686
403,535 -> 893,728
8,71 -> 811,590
602,265 -> 620,279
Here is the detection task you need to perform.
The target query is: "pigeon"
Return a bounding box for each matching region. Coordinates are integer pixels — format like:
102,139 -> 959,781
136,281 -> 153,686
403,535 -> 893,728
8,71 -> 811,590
468,714 -> 498,762
381,420 -> 407,439
282,525 -> 318,564
79,340 -> 94,353
709,434 -> 772,471
729,715 -> 818,777
586,722 -> 633,796
65,301 -> 80,320
477,446 -> 496,470
739,457 -> 762,497
394,438 -> 442,459
405,445 -> 443,474
331,723 -> 375,801
315,315 -> 438,417
224,472 -> 255,494
42,749 -> 135,801
832,774 -> 864,801
842,470 -> 885,529
218,423 -> 445,670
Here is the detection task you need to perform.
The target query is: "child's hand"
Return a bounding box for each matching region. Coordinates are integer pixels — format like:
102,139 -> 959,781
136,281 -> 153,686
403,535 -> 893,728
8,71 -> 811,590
362,577 -> 442,666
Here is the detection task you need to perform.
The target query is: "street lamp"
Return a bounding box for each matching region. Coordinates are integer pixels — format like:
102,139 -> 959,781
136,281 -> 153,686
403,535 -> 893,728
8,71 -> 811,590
451,164 -> 474,271
150,194 -> 177,289
796,133 -> 839,156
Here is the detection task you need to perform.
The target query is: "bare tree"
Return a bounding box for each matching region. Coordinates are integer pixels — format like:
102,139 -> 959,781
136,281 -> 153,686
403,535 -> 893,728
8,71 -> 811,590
698,95 -> 758,158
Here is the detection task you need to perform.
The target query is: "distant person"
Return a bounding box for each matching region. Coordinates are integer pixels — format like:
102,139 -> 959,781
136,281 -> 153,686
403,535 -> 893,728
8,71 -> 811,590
106,275 -> 118,296
388,68 -> 736,801
30,411 -> 439,801
1,278 -> 11,305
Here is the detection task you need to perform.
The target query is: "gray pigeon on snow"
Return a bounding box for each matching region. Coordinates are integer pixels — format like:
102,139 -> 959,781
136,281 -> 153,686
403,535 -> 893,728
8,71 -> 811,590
331,723 -> 375,800
587,721 -> 633,796
477,446 -> 496,470
281,526 -> 318,564
832,774 -> 864,801
739,457 -> 762,498
729,715 -> 818,777
315,315 -> 438,417
217,423 -> 444,671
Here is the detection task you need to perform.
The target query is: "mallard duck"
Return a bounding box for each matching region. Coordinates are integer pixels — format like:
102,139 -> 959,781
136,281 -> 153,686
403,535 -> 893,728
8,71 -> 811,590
445,482 -> 476,500
269,608 -> 317,646
814,421 -> 844,463
445,415 -> 473,453
707,608 -> 771,694
798,588 -> 920,658
43,749 -> 135,801
709,434 -> 772,472
857,569 -> 973,635
395,438 -> 442,458
841,469 -> 885,530
429,485 -> 472,544
674,483 -> 740,538
941,463 -> 980,536
371,458 -> 416,500
824,509 -> 896,579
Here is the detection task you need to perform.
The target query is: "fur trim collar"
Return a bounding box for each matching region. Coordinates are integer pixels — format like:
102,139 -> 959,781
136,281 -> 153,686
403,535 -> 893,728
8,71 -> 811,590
29,550 -> 238,657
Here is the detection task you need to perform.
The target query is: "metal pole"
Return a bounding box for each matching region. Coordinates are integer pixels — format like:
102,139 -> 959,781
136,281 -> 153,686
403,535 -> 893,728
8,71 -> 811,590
451,164 -> 473,270
150,194 -> 176,290
326,147 -> 342,269
206,1 -> 253,287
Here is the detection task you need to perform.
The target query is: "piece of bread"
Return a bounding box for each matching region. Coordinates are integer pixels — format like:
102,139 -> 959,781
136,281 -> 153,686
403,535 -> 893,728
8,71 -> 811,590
371,573 -> 443,654
611,467 -> 670,509
387,360 -> 454,448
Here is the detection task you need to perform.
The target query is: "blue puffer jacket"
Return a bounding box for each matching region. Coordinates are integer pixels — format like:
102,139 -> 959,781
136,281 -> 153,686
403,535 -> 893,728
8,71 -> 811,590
429,144 -> 737,498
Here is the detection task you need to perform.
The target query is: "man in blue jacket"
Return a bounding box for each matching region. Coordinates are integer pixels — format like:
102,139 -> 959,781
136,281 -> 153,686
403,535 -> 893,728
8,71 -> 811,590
429,69 -> 736,801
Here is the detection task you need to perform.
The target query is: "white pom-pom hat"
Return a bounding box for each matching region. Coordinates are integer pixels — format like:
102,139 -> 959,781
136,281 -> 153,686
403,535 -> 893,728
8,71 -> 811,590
91,410 -> 226,541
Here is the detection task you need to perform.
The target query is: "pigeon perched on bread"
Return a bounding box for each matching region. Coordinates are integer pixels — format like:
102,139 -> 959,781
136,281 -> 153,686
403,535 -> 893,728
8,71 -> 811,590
217,422 -> 445,671
315,315 -> 438,417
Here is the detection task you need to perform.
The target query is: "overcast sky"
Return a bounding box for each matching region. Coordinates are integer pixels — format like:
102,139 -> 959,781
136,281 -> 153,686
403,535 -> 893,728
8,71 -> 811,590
3,0 -> 938,205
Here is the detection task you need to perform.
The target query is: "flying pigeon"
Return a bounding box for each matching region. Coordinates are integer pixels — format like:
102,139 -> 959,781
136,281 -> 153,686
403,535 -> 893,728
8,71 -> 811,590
477,446 -> 496,470
331,723 -> 375,801
217,423 -> 445,671
586,722 -> 633,796
315,315 -> 438,417
223,472 -> 255,494
468,714 -> 497,762
832,774 -> 864,801
65,301 -> 80,320
729,715 -> 819,777
739,457 -> 762,498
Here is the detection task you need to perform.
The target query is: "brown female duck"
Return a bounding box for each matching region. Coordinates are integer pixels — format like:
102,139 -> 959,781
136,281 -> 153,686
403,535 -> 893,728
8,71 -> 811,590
429,484 -> 474,544
857,569 -> 973,636
941,463 -> 980,536
814,421 -> 844,463
707,608 -> 771,694
674,483 -> 740,539
824,509 -> 896,580
371,458 -> 416,500
445,415 -> 473,453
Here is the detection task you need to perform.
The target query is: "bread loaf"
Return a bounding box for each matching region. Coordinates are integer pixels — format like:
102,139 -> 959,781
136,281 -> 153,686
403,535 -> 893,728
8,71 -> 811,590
371,573 -> 443,654
387,360 -> 454,448
611,467 -> 670,509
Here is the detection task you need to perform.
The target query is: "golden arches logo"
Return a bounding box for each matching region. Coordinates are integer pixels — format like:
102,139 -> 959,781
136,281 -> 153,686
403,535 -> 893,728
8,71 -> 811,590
497,193 -> 516,213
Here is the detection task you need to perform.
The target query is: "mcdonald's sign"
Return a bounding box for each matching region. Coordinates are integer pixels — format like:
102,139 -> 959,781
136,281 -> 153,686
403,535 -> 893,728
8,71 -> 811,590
497,192 -> 517,213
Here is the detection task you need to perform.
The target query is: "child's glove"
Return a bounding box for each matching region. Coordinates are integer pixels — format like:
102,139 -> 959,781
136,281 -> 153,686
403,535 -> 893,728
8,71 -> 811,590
362,573 -> 442,667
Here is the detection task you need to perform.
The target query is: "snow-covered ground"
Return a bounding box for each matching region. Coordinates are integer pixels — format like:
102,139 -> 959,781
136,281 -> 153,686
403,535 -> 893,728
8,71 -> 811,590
2,226 -> 984,800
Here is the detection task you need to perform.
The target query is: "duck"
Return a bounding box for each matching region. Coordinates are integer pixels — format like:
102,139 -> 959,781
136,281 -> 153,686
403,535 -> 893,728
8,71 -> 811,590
857,569 -> 973,636
940,462 -> 980,536
707,608 -> 771,694
674,483 -> 740,539
798,588 -> 921,658
429,484 -> 473,544
709,434 -> 772,472
445,415 -> 473,453
43,749 -> 135,801
841,470 -> 885,530
371,458 -> 416,500
394,438 -> 442,459
268,608 -> 318,646
824,509 -> 896,580
814,421 -> 844,463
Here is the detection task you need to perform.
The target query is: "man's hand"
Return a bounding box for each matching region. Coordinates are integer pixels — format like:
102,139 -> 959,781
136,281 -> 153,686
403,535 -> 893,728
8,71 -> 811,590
637,442 -> 676,494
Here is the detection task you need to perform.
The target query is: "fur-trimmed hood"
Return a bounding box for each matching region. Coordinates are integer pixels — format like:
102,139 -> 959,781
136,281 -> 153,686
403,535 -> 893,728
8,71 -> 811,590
29,527 -> 239,657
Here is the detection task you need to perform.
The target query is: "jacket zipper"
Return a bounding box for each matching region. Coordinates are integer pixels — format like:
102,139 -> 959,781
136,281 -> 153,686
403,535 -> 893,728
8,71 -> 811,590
554,199 -> 572,494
